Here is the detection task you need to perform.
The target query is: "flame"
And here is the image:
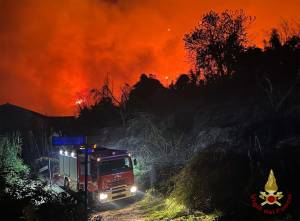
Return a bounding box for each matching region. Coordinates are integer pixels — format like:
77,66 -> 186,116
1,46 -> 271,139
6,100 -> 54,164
75,99 -> 83,105
265,169 -> 278,193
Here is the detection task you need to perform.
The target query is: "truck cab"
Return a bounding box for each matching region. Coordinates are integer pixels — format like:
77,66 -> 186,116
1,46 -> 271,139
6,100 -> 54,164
57,147 -> 137,203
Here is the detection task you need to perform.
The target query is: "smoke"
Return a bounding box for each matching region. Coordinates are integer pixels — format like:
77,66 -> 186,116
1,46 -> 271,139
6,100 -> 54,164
0,0 -> 298,115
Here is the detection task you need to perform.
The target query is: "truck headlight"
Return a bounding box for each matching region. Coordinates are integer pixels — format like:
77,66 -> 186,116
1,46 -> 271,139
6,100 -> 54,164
99,193 -> 108,200
130,186 -> 137,193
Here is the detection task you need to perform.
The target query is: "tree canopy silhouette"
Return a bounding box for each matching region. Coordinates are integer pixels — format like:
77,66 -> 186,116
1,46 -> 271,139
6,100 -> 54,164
184,10 -> 253,82
127,74 -> 169,114
77,77 -> 122,131
76,10 -> 300,129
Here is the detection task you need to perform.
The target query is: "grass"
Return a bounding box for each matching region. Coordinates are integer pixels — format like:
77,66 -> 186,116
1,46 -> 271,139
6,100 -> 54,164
137,189 -> 221,221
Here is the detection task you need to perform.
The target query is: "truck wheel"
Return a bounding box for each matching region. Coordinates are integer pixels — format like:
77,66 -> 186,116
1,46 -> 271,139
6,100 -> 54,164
64,178 -> 70,191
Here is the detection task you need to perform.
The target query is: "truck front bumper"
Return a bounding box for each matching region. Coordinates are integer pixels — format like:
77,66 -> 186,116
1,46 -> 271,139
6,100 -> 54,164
98,185 -> 137,203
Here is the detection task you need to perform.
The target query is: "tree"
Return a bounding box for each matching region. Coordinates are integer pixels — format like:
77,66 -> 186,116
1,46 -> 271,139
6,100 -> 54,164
269,29 -> 282,49
184,10 -> 253,81
174,74 -> 190,91
0,133 -> 29,185
264,23 -> 300,50
77,77 -> 122,129
119,83 -> 131,125
127,74 -> 169,114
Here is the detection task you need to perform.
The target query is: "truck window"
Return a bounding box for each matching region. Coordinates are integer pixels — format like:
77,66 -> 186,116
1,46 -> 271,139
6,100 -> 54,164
99,157 -> 133,175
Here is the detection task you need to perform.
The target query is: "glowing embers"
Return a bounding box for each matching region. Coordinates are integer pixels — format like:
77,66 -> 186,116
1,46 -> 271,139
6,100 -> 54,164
75,99 -> 83,105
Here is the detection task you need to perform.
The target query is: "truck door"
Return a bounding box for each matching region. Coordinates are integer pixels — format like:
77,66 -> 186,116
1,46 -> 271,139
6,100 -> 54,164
91,159 -> 97,182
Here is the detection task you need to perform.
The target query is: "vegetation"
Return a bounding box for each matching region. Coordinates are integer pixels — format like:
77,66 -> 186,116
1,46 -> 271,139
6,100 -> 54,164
138,190 -> 221,221
78,11 -> 300,128
0,134 -> 87,221
137,139 -> 300,221
0,133 -> 29,186
171,141 -> 300,220
184,10 -> 253,78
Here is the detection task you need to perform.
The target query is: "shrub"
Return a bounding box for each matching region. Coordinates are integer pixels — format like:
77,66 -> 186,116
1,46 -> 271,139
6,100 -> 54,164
0,133 -> 29,185
173,142 -> 300,220
0,134 -> 87,221
173,144 -> 251,214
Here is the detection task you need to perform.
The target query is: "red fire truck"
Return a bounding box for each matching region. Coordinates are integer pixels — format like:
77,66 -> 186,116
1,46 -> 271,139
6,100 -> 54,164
56,146 -> 137,203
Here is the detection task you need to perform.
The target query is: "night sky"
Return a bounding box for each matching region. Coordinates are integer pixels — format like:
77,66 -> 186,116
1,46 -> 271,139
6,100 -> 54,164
0,0 -> 299,115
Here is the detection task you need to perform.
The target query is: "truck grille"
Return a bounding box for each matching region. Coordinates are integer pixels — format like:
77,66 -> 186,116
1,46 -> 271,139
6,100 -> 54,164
112,194 -> 126,200
111,185 -> 127,200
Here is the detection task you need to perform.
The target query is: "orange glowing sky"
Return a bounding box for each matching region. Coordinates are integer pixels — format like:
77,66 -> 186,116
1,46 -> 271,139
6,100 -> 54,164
0,0 -> 299,115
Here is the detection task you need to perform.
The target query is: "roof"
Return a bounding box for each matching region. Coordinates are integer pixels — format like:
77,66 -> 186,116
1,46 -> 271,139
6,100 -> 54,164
0,103 -> 76,134
93,147 -> 128,158
0,103 -> 45,117
0,102 -> 47,133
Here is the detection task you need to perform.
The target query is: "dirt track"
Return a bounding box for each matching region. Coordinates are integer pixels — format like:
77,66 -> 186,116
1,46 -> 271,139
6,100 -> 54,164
90,202 -> 147,221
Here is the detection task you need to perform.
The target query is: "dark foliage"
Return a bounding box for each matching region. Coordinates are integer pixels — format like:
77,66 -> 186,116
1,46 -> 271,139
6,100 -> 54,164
184,10 -> 253,78
173,142 -> 300,221
0,173 -> 87,221
78,11 -> 300,130
127,74 -> 170,115
77,78 -> 122,132
0,135 -> 87,221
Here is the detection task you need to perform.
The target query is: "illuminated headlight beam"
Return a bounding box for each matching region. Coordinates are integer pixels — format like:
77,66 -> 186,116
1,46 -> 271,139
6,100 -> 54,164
99,193 -> 108,200
130,186 -> 137,193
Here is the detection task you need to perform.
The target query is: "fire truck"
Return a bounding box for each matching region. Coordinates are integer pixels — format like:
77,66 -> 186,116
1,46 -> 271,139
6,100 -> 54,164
56,146 -> 137,203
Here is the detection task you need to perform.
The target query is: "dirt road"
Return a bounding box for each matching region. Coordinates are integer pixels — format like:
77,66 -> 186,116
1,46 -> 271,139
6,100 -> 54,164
90,202 -> 147,221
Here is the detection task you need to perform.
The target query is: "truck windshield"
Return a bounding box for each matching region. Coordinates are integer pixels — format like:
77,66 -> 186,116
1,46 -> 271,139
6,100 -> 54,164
99,157 -> 133,175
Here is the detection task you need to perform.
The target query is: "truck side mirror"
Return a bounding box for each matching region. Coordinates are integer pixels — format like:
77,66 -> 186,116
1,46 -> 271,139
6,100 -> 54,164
133,159 -> 137,166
